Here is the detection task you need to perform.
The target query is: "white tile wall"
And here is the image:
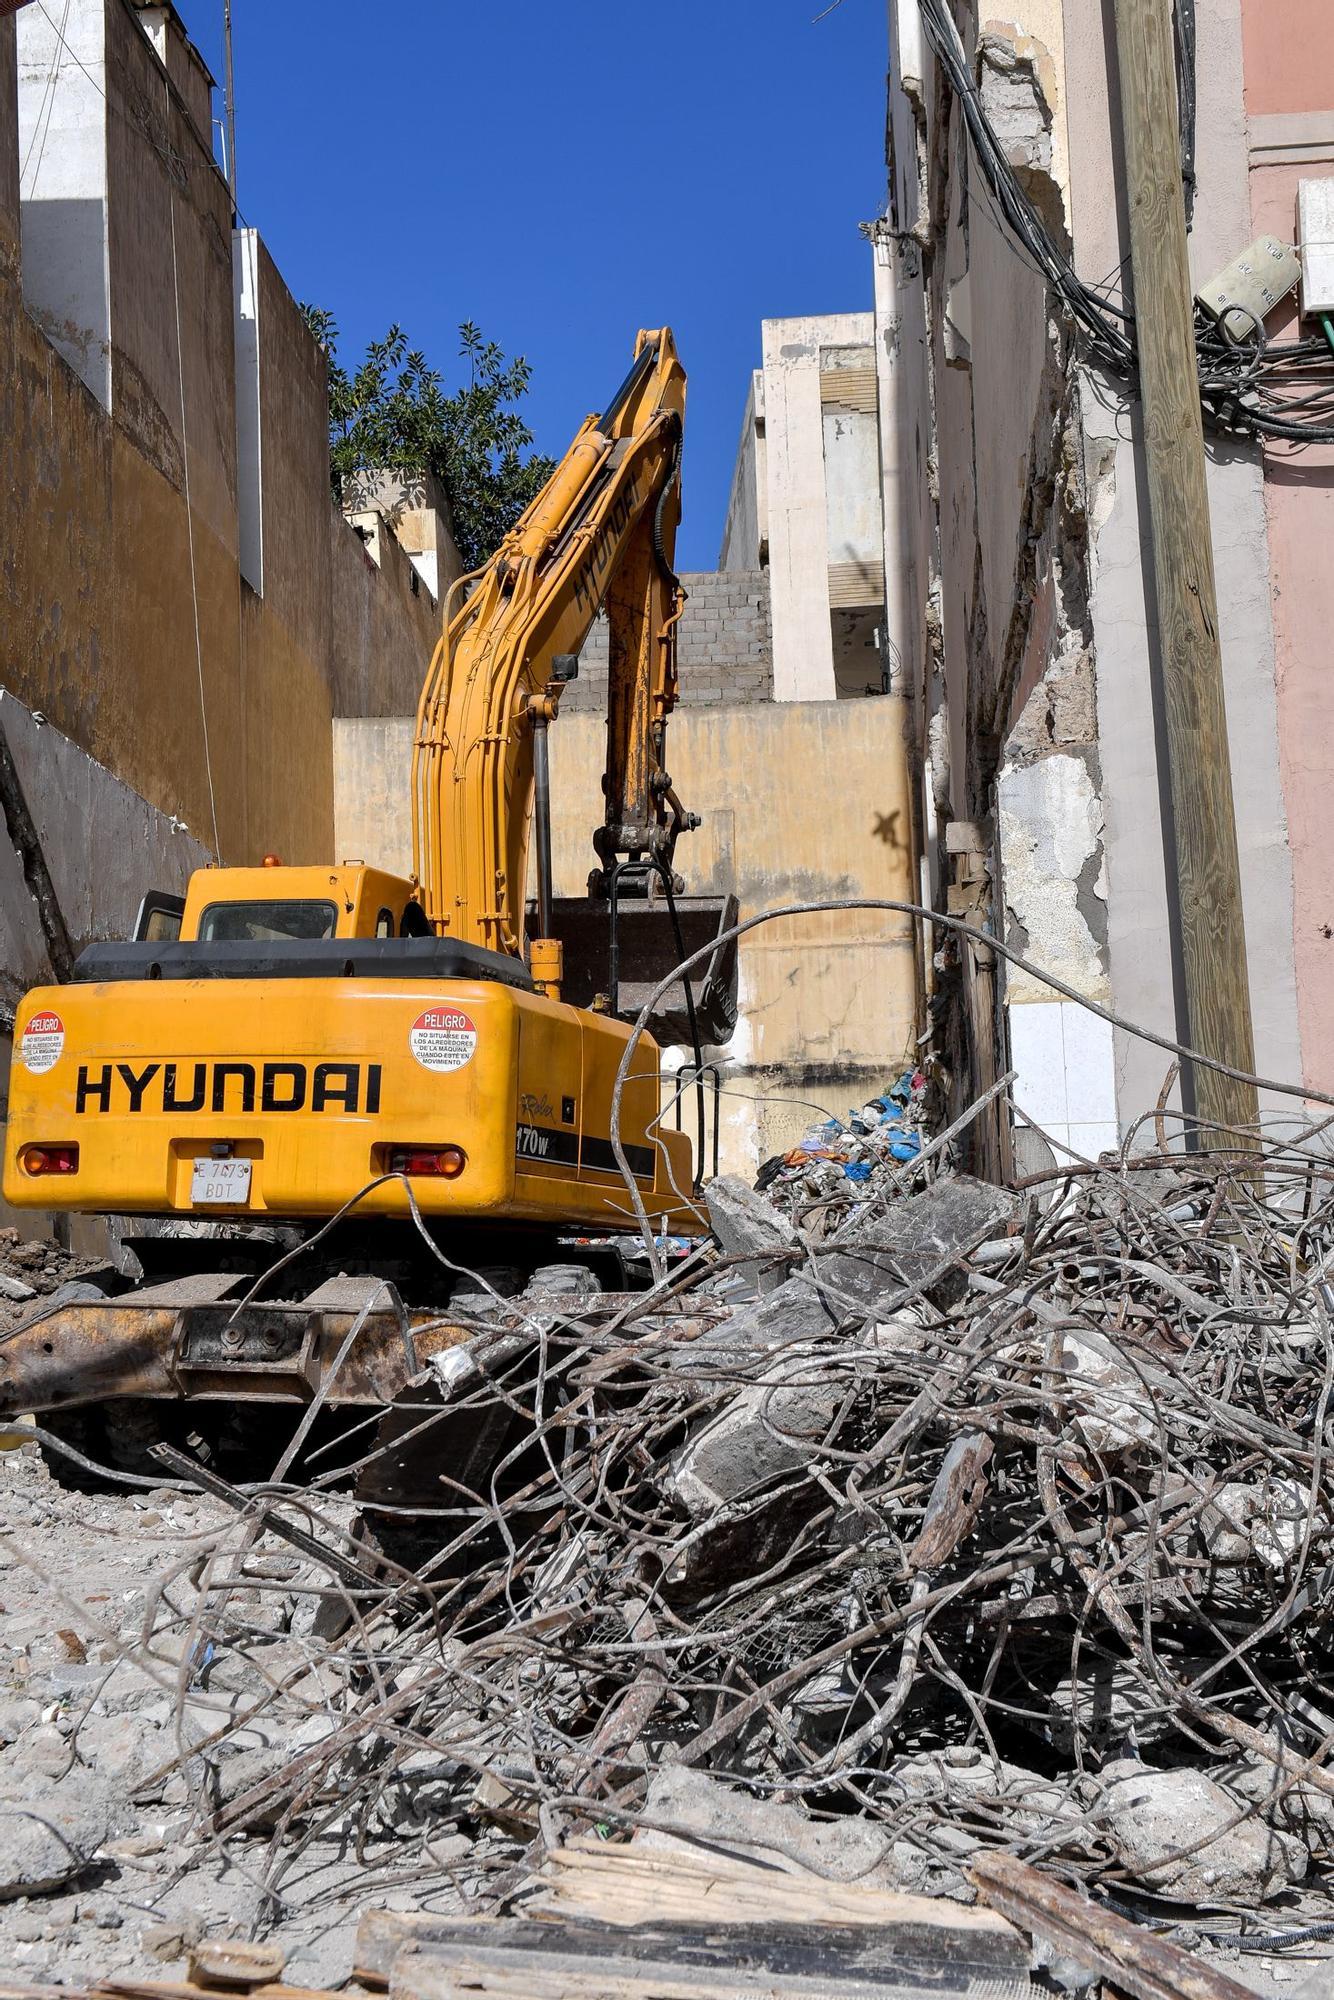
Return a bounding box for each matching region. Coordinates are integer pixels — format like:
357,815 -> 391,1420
1009,1001 -> 1118,1163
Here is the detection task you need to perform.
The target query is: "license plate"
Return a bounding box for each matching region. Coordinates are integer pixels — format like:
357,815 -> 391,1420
190,1157 -> 252,1206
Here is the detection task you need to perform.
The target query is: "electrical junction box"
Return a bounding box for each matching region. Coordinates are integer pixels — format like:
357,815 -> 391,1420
1196,234 -> 1301,343
1298,179 -> 1334,317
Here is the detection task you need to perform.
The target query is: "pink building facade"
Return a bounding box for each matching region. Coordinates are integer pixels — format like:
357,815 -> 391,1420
1242,0 -> 1334,1093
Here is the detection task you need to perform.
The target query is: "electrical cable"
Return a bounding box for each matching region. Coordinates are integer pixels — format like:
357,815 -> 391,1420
21,0 -> 73,196
165,72 -> 221,861
1172,0 -> 1197,231
915,0 -> 1334,446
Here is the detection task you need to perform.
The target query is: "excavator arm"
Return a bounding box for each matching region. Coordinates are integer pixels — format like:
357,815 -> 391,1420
410,330 -> 735,1040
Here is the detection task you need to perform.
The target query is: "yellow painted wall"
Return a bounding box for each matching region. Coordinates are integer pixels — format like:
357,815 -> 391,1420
334,699 -> 921,1176
0,7 -> 442,868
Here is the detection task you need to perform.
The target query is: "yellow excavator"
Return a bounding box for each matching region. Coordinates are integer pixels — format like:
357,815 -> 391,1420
0,328 -> 736,1492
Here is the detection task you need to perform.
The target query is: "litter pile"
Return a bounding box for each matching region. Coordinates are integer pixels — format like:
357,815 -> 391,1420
756,1067 -> 930,1213
9,1128 -> 1334,1980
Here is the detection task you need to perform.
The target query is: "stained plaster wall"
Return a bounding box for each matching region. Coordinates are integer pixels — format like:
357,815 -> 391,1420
1,0 -> 442,875
332,701 -> 919,1179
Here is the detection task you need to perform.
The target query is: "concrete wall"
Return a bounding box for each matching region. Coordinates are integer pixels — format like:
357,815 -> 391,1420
719,314 -> 890,704
0,687 -> 208,1236
718,372 -> 764,571
16,0 -> 111,405
333,699 -> 920,1177
1,0 -> 446,873
561,571 -> 773,714
1062,0 -> 1302,1130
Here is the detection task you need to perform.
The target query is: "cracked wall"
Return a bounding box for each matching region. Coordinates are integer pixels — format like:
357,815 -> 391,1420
909,12 -> 1117,1155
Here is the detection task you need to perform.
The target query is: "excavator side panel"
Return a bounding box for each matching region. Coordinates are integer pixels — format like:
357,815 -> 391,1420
4,978 -> 692,1230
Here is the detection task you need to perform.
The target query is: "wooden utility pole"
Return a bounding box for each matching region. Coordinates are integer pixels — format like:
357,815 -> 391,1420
1112,0 -> 1260,1140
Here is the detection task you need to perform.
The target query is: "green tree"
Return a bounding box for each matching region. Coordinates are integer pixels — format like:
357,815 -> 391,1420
300,310 -> 555,573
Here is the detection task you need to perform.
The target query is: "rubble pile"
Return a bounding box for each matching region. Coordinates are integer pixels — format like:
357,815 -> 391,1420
0,1227 -> 105,1333
6,1134 -> 1334,1974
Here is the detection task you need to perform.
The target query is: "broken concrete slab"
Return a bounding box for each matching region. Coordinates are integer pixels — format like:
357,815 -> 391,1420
670,1313 -> 921,1515
633,1766 -> 903,1886
1045,1660 -> 1174,1755
0,1778 -> 113,1898
1093,1759 -> 1306,1904
885,1747 -> 1073,1845
703,1176 -> 797,1294
676,1177 -> 1017,1380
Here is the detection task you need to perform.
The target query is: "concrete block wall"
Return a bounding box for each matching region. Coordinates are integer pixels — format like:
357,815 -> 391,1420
560,571 -> 772,713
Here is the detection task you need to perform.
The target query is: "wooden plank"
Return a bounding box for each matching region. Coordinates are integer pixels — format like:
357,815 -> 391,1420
971,1852 -> 1256,2000
97,1982 -> 337,2000
357,1913 -> 491,1990
526,1839 -> 1021,1938
392,1938 -> 1028,2000
361,1912 -> 1026,1993
909,1431 -> 993,1570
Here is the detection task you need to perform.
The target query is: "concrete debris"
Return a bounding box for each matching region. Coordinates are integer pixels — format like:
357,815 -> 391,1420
3,1130 -> 1334,1991
703,1174 -> 796,1293
1045,1659 -> 1175,1753
670,1316 -> 919,1516
1094,1759 -> 1307,1904
1201,1477 -> 1320,1571
0,1779 -> 113,1899
635,1767 -> 904,1887
0,1227 -> 106,1335
1058,1327 -> 1158,1452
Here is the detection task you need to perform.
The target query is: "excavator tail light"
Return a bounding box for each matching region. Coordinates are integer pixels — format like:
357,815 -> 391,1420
21,1144 -> 79,1177
389,1146 -> 467,1179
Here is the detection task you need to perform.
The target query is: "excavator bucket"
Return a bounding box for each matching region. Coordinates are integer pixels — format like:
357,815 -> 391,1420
530,894 -> 739,1048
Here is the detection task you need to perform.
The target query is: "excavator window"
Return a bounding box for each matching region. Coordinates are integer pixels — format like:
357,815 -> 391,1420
375,909 -> 395,938
198,899 -> 338,943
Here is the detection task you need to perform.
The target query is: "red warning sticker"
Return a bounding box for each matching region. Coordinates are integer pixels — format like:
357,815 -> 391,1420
409,1006 -> 477,1074
20,1010 -> 65,1075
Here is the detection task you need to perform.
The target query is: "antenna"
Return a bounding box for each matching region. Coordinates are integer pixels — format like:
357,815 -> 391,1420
222,0 -> 237,220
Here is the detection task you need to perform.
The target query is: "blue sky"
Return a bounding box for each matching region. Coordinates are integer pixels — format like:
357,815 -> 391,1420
173,0 -> 888,570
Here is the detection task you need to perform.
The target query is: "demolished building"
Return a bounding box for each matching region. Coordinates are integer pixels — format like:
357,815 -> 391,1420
872,0 -> 1334,1162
